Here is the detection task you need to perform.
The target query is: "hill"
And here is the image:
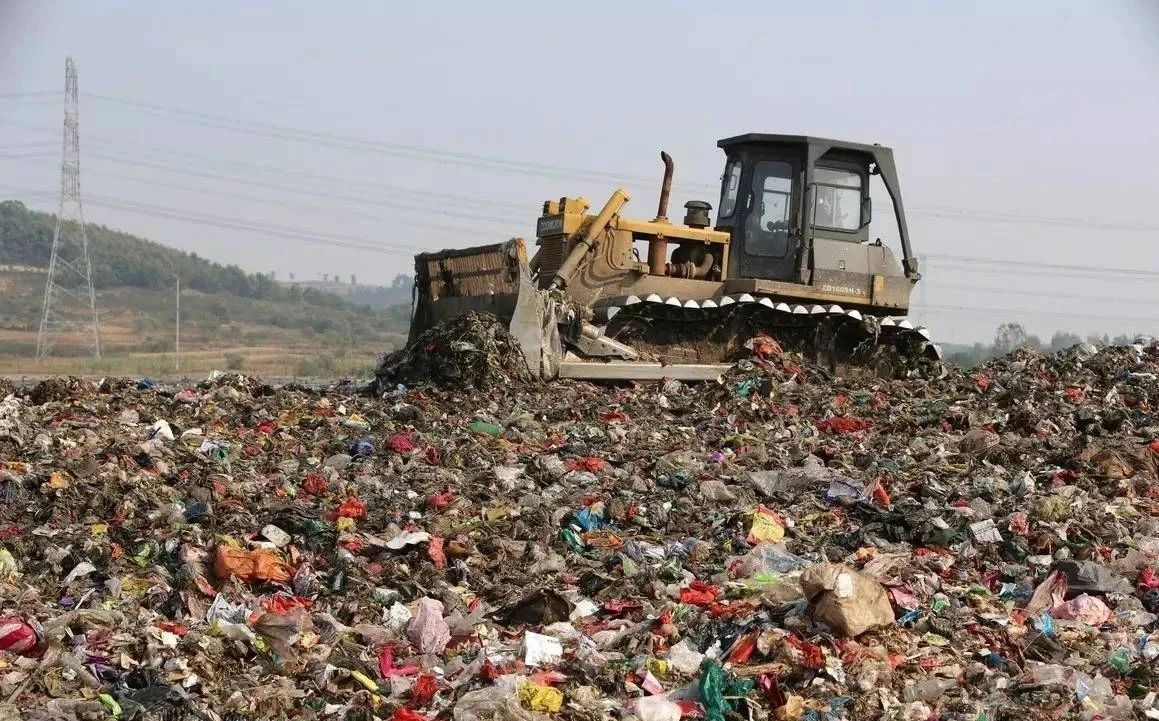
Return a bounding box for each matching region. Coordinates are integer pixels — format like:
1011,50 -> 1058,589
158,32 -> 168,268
0,201 -> 409,378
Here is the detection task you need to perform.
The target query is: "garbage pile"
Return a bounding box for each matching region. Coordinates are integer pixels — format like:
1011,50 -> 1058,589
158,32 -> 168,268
375,311 -> 532,392
1,337 -> 1159,720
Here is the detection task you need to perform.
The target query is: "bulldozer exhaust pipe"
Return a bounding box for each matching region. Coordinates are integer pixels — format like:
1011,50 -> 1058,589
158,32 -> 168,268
649,151 -> 674,276
656,151 -> 674,221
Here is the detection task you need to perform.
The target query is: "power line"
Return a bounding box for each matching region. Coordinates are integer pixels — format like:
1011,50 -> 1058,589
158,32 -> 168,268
83,152 -> 523,225
60,97 -> 1159,234
934,283 -> 1159,305
926,303 -> 1156,324
0,91 -> 58,100
929,253 -> 1159,279
6,167 -> 1157,289
28,158 -> 520,230
4,114 -> 1153,235
1,185 -> 476,255
0,150 -> 525,226
0,118 -> 533,212
7,185 -> 1156,330
911,208 -> 1159,233
81,91 -> 700,190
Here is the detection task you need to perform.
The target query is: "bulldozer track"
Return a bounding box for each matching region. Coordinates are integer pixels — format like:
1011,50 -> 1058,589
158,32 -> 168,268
590,293 -> 940,376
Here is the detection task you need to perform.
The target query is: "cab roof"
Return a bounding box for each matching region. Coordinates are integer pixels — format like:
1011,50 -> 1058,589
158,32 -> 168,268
717,133 -> 893,159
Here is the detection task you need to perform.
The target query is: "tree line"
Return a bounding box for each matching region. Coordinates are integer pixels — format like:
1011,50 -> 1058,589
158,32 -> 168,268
944,321 -> 1145,368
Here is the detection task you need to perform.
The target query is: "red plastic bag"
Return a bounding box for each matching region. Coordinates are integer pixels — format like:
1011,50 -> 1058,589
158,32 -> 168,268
332,497 -> 366,520
427,536 -> 447,569
386,433 -> 416,453
378,646 -> 420,679
565,457 -> 606,473
816,416 -> 870,434
871,479 -> 892,507
785,633 -> 824,669
679,580 -> 722,607
301,472 -> 329,496
425,490 -> 454,510
1138,568 -> 1159,592
727,631 -> 758,664
410,673 -> 439,707
393,709 -> 430,721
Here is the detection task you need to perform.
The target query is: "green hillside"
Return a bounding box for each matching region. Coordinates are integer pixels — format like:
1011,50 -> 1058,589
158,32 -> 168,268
0,201 -> 410,378
1,200 -> 351,304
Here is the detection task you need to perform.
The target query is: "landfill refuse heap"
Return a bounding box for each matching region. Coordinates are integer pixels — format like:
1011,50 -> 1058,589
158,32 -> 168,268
1,339 -> 1159,721
374,311 -> 532,392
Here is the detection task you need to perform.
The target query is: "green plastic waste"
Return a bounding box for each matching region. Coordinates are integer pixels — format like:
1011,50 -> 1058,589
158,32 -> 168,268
98,693 -> 122,717
699,659 -> 754,721
468,420 -> 503,437
560,528 -> 585,553
1108,647 -> 1132,675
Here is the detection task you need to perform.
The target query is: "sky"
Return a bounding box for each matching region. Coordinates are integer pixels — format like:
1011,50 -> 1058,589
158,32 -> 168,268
1,0 -> 1158,343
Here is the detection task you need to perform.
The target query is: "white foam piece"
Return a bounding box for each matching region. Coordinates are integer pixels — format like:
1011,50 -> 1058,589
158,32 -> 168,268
625,295 -> 641,305
682,299 -> 700,309
645,293 -> 664,303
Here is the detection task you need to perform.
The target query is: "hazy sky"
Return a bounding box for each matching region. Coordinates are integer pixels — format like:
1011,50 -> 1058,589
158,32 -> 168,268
2,1 -> 1157,343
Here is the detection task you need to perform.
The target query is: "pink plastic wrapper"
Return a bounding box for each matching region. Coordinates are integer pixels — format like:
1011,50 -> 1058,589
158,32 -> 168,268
0,615 -> 44,657
407,598 -> 450,654
1051,594 -> 1113,626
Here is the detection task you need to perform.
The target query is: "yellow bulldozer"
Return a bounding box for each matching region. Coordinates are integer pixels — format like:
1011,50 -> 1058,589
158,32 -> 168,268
408,133 -> 939,381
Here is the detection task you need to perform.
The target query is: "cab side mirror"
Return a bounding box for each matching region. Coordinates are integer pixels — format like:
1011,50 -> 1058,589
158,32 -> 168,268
861,196 -> 872,227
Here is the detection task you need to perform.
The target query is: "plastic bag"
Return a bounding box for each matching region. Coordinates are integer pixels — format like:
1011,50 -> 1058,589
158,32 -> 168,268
801,563 -> 895,637
699,660 -> 754,721
213,546 -> 293,583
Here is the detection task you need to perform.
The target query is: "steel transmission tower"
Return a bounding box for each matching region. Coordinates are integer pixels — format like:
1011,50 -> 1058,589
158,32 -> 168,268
36,57 -> 101,361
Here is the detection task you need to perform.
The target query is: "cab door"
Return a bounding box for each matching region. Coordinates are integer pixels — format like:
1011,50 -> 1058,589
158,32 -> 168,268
736,159 -> 801,281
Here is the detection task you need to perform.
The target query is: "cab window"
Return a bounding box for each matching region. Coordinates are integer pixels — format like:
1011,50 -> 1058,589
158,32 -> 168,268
718,161 -> 741,217
813,167 -> 862,231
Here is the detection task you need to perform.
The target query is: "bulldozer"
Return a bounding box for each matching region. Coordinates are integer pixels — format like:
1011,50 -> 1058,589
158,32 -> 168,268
408,133 -> 939,381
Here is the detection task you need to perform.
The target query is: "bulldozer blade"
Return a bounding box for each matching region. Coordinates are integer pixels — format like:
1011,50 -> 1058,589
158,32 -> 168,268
412,238 -> 562,378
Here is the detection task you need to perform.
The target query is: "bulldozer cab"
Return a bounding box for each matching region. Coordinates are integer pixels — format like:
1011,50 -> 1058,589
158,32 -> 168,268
714,134 -> 918,284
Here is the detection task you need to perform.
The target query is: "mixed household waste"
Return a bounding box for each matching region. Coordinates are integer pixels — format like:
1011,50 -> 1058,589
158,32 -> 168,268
0,320 -> 1158,720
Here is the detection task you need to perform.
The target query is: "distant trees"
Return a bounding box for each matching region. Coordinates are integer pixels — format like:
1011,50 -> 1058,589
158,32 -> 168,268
1050,331 -> 1083,351
945,322 -> 1144,369
993,322 -> 1032,356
